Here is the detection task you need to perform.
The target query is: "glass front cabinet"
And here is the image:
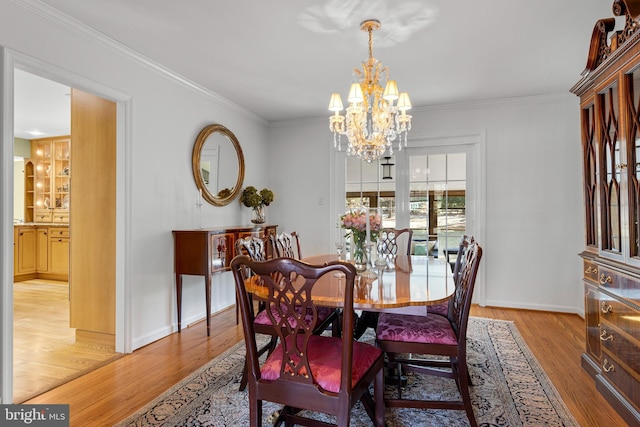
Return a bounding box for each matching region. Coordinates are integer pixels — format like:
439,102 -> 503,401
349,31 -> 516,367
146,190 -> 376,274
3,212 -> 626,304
572,2 -> 640,424
27,135 -> 70,224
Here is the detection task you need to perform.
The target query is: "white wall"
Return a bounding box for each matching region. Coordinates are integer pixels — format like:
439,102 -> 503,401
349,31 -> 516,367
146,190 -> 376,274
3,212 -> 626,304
0,0 -> 585,363
0,0 -> 270,354
268,94 -> 585,314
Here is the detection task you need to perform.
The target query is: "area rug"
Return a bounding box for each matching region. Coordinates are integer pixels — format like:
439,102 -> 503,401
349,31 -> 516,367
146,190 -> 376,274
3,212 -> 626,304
115,317 -> 578,426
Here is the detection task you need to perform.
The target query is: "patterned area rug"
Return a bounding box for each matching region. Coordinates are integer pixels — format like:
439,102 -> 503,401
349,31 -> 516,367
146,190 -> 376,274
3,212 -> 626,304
115,317 -> 578,426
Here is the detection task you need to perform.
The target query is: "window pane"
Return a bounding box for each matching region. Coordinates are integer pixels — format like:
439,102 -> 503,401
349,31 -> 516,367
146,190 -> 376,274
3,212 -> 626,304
410,155 -> 428,181
447,153 -> 466,180
361,160 -> 378,182
428,154 -> 446,181
408,152 -> 466,258
345,156 -> 396,229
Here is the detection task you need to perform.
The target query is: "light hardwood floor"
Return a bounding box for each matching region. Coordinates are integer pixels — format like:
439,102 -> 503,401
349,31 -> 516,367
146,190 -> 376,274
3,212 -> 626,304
23,303 -> 627,426
13,279 -> 121,403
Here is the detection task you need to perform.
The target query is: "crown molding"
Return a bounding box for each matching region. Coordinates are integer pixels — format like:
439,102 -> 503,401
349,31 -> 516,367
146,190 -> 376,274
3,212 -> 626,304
11,0 -> 267,125
413,91 -> 576,113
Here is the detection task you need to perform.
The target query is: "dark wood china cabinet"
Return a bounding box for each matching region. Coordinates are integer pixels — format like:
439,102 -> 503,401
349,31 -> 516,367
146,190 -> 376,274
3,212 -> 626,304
572,1 -> 640,424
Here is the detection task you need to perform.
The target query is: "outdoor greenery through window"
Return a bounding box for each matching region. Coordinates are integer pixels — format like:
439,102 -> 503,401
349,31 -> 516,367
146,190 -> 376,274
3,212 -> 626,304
344,151 -> 466,259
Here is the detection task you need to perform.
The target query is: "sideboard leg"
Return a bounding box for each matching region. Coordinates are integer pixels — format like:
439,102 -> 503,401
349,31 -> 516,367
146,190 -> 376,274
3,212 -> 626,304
205,274 -> 212,336
176,273 -> 183,332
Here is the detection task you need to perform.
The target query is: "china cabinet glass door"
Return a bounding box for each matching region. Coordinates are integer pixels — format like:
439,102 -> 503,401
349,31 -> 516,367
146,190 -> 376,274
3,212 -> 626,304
598,82 -> 622,254
581,102 -> 598,248
626,67 -> 640,258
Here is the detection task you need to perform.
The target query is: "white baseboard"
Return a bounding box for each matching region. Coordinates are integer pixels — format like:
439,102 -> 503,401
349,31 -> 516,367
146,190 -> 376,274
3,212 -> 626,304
483,299 -> 581,315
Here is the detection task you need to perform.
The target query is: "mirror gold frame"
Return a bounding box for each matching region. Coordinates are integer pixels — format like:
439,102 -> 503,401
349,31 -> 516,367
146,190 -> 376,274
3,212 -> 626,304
192,124 -> 245,206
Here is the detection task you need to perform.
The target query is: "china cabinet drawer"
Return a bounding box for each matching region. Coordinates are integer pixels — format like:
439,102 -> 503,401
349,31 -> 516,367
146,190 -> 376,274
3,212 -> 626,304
597,266 -> 640,307
601,349 -> 640,413
583,260 -> 598,283
599,293 -> 640,342
600,320 -> 640,377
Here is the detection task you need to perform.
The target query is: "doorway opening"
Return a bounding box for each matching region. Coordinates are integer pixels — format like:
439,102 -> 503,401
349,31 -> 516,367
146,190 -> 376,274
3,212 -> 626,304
10,68 -> 121,402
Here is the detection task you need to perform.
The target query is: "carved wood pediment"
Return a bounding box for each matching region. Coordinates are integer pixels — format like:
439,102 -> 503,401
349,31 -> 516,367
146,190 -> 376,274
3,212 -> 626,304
583,0 -> 640,74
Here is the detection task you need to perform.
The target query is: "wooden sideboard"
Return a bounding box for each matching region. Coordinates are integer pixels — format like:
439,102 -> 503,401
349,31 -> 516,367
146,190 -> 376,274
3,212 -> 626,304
172,224 -> 277,336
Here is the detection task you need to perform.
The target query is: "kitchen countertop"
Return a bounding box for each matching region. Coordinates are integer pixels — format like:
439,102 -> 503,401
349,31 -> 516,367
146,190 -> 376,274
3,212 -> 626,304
14,222 -> 69,227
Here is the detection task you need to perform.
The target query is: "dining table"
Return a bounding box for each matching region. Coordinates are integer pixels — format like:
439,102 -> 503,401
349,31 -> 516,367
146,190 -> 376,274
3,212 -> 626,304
244,254 -> 456,314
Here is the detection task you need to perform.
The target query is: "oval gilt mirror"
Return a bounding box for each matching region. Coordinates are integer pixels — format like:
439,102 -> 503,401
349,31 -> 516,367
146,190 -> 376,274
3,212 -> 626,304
192,124 -> 245,206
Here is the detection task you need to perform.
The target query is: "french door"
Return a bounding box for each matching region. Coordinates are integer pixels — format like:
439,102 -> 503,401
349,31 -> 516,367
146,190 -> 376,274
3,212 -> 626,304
331,132 -> 485,301
398,145 -> 471,258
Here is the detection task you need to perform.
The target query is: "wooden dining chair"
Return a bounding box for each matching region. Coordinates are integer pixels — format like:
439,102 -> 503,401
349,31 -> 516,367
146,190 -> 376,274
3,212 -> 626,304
271,231 -> 302,259
235,236 -> 269,322
429,235 -> 469,317
234,235 -> 339,391
231,255 -> 385,427
376,227 -> 413,257
272,231 -> 342,336
353,227 -> 414,339
376,237 -> 483,427
234,236 -> 277,391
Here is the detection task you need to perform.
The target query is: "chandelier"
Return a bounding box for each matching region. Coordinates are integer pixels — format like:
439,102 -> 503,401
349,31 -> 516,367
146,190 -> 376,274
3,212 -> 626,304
328,19 -> 412,163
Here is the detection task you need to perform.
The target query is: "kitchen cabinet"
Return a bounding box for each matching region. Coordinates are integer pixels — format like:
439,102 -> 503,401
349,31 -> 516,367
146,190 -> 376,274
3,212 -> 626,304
16,226 -> 36,274
28,135 -> 70,224
14,226 -> 36,280
13,225 -> 69,282
36,227 -> 48,272
48,227 -> 69,277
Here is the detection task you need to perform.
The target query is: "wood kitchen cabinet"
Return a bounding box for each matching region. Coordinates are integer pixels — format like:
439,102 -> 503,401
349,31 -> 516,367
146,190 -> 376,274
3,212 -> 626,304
13,225 -> 69,282
14,226 -> 37,281
48,227 -> 70,277
36,227 -> 48,272
28,135 -> 70,224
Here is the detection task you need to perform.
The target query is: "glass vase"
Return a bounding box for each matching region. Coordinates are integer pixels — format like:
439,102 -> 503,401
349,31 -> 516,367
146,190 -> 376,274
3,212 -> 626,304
352,232 -> 367,273
251,205 -> 265,224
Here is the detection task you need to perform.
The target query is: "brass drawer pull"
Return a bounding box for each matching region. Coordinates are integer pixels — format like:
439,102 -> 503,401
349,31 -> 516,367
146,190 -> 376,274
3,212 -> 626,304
585,266 -> 597,274
600,330 -> 614,341
601,301 -> 613,314
599,274 -> 612,285
602,359 -> 615,372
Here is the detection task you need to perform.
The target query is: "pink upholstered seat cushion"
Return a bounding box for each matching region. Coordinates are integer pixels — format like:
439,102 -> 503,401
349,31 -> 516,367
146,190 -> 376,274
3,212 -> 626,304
261,335 -> 382,393
254,305 -> 334,329
376,311 -> 457,345
428,301 -> 449,317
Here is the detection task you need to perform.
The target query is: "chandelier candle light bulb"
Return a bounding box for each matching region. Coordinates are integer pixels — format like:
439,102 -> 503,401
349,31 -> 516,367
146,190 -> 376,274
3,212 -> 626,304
329,19 -> 412,163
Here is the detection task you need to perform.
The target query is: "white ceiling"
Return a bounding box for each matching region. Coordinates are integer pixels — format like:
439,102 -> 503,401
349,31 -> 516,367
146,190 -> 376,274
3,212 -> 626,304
14,0 -> 614,139
14,69 -> 70,140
